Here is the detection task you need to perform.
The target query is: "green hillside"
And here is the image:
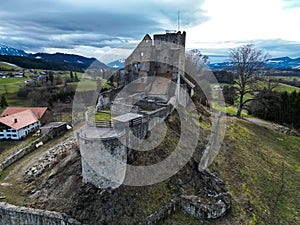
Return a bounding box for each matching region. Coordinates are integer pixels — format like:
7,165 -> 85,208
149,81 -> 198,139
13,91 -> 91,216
210,119 -> 300,225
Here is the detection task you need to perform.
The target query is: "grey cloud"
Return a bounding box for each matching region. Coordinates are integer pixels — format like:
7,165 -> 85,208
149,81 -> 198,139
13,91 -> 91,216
253,39 -> 300,58
0,0 -> 206,53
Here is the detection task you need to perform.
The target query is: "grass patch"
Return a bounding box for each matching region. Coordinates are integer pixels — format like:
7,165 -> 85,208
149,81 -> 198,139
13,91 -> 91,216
212,103 -> 251,117
94,112 -> 111,121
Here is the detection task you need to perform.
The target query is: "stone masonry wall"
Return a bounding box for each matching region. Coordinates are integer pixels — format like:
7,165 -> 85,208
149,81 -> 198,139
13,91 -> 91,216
0,202 -> 82,225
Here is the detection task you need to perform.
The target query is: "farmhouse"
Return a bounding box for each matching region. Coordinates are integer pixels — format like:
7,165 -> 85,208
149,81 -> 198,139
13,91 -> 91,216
0,107 -> 51,140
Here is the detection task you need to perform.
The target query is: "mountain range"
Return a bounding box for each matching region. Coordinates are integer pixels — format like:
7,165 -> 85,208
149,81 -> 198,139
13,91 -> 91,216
0,44 -> 28,57
29,53 -> 108,70
107,58 -> 126,69
0,44 -> 108,71
1,44 -> 300,71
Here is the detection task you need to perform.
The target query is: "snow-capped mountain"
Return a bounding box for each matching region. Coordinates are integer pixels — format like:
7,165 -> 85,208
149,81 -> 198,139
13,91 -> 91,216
107,58 -> 125,69
0,44 -> 28,57
208,56 -> 300,70
266,57 -> 300,69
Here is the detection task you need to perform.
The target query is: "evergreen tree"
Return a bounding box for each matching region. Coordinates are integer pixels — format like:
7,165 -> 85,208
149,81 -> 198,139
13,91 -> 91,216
74,73 -> 79,82
70,71 -> 74,82
0,96 -> 8,108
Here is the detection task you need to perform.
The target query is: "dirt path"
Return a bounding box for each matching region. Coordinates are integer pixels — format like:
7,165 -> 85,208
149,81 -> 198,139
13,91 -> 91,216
0,131 -> 76,206
244,117 -> 273,126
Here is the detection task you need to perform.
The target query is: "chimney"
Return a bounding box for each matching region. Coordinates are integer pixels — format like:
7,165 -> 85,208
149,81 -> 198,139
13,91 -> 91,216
14,118 -> 17,123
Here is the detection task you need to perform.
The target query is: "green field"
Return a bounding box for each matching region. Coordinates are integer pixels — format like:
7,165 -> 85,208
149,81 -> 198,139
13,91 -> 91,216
270,76 -> 300,82
0,62 -> 22,71
0,78 -> 28,95
274,83 -> 300,92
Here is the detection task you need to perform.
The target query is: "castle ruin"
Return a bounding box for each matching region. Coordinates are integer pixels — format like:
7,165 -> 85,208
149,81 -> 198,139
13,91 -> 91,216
77,31 -> 195,189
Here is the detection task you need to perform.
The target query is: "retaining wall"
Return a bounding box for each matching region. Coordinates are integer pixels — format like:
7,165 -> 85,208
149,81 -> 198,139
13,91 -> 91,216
0,128 -> 65,173
0,202 -> 82,225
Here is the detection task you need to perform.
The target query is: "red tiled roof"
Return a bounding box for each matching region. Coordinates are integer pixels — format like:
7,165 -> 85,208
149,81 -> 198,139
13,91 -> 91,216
0,107 -> 48,119
0,110 -> 39,130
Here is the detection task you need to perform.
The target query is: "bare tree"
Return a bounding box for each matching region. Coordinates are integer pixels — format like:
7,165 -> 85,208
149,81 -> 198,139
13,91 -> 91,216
230,44 -> 268,117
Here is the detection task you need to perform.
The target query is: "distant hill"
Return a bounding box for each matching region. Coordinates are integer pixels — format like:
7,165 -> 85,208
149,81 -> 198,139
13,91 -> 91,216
0,44 -> 28,57
0,55 -> 70,71
107,58 -> 125,69
29,53 -> 109,70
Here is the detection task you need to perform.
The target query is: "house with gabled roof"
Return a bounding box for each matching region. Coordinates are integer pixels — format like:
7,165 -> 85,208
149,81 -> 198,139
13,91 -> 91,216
0,107 -> 51,140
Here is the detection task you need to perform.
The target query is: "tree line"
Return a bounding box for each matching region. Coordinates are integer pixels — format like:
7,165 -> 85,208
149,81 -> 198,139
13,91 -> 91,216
248,89 -> 300,130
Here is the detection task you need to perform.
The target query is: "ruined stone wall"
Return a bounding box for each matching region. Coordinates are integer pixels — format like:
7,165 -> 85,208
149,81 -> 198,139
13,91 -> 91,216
96,86 -> 124,111
139,170 -> 231,224
139,198 -> 179,225
180,170 -> 231,220
0,202 -> 82,225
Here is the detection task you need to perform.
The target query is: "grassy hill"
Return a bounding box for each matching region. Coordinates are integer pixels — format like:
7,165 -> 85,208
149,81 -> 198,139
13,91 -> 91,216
209,118 -> 300,225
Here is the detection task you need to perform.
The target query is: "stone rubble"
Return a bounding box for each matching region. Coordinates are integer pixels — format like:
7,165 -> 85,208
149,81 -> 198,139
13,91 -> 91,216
271,124 -> 299,136
24,137 -> 76,182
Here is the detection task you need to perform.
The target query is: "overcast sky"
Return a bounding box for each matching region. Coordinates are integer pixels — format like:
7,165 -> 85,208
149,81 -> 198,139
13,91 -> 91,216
0,0 -> 299,63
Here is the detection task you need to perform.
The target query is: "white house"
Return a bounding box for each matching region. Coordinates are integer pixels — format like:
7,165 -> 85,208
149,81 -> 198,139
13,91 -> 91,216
0,107 -> 48,140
